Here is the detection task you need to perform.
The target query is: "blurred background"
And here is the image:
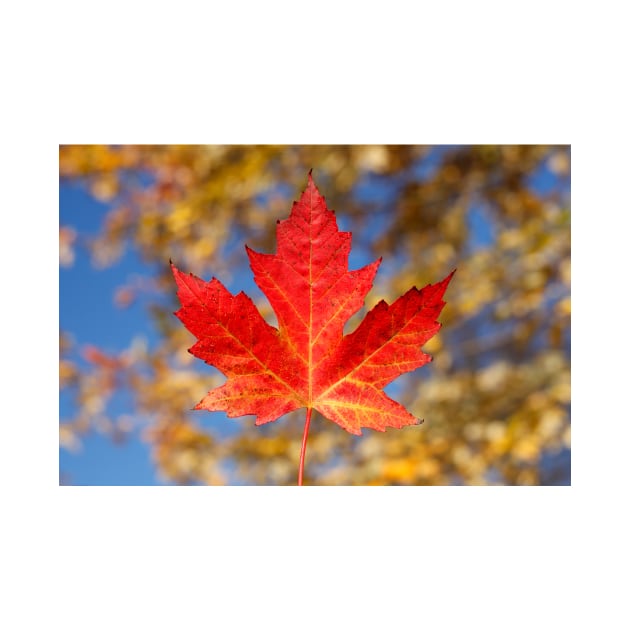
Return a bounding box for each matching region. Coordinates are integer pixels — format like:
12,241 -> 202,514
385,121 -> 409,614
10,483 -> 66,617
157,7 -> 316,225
59,145 -> 570,485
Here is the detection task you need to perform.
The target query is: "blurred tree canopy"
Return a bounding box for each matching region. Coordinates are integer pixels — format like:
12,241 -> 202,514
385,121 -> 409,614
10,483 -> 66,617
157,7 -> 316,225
59,145 -> 570,485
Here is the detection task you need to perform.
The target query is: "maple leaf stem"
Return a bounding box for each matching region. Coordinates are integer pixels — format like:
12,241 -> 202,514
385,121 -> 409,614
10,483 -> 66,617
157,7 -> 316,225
298,407 -> 313,486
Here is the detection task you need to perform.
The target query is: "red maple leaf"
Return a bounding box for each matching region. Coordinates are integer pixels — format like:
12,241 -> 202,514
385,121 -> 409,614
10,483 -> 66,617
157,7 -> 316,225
171,172 -> 454,483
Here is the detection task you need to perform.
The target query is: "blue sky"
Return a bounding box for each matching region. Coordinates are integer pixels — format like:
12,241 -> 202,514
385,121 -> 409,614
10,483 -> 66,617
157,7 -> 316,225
60,181 -> 163,485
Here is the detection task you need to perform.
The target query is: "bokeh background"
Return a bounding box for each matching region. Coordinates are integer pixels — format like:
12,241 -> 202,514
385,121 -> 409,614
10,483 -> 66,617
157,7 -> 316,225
59,145 -> 570,485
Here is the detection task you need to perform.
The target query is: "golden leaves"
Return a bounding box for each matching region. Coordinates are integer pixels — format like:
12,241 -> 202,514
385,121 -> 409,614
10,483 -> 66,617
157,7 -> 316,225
59,226 -> 77,267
